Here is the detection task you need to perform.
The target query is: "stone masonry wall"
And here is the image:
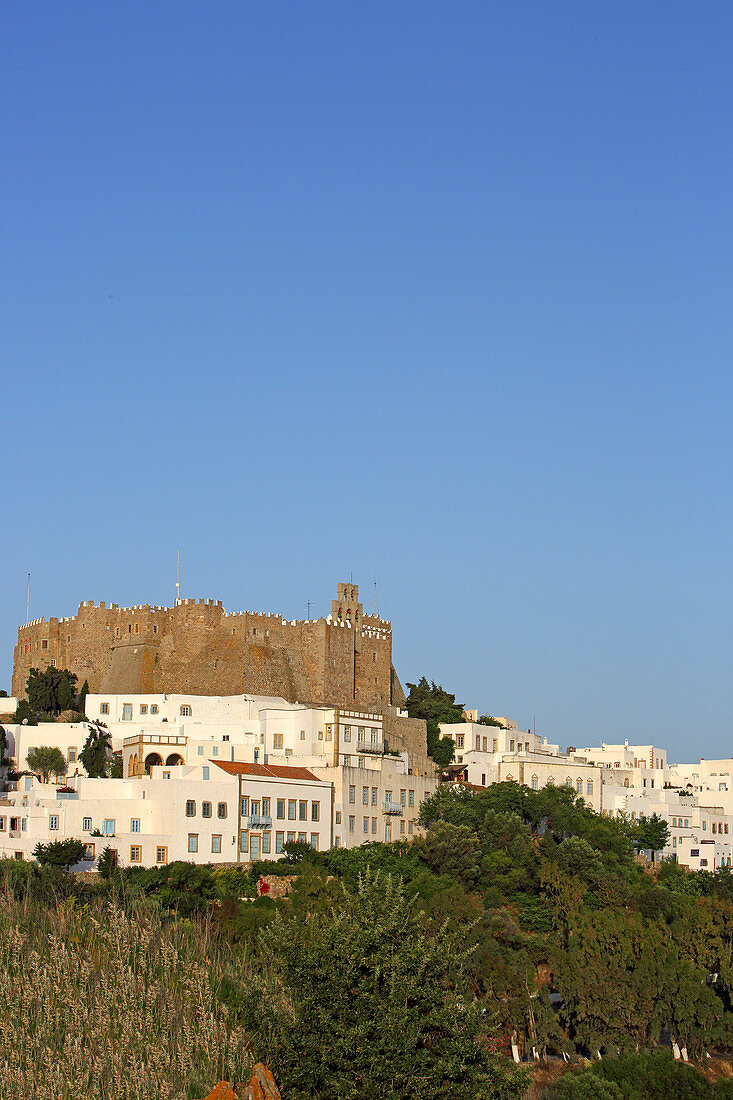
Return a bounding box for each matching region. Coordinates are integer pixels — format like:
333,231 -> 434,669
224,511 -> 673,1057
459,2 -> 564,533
12,584 -> 397,713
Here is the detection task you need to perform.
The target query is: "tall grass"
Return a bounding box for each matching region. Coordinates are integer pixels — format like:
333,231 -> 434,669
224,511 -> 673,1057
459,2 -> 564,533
0,882 -> 253,1099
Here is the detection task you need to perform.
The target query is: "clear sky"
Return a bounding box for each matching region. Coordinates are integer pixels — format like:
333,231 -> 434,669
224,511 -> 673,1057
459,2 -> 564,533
3,2 -> 732,763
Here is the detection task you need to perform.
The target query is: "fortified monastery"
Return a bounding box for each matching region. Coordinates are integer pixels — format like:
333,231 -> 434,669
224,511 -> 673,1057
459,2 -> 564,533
13,582 -> 402,710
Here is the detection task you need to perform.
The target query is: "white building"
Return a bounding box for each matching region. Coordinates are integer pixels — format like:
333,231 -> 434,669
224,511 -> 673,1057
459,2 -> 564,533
0,761 -> 332,868
0,692 -> 436,867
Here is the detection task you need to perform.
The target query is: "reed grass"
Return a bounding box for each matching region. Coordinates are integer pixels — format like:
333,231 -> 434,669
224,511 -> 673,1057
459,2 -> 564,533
0,883 -> 252,1099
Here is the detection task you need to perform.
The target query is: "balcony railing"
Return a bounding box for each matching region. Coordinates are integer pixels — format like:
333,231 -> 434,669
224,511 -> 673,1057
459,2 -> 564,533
357,741 -> 384,755
382,800 -> 402,815
247,814 -> 273,829
123,734 -> 187,747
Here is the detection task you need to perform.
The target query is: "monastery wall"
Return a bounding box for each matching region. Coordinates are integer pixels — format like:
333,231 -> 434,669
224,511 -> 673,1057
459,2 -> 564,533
12,584 -> 398,713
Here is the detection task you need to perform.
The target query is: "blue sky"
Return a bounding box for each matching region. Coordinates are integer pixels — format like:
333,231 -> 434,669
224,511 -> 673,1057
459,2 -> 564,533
2,3 -> 732,762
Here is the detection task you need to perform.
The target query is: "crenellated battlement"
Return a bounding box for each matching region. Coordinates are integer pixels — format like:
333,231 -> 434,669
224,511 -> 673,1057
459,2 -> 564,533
11,581 -> 400,710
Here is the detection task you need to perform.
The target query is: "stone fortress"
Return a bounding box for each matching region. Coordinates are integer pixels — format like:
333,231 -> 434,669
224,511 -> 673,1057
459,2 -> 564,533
12,581 -> 430,772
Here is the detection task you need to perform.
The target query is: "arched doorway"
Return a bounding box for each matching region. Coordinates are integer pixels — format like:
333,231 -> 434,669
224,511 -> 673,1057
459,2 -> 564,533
165,753 -> 184,766
144,752 -> 163,774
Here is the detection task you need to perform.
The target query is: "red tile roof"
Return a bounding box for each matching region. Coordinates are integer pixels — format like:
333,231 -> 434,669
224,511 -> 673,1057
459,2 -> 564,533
213,760 -> 321,782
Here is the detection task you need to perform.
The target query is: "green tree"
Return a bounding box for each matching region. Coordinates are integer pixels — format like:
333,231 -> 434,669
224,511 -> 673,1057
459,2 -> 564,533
26,666 -> 78,716
478,716 -> 504,727
97,846 -> 118,879
33,838 -> 87,869
404,677 -> 464,767
634,812 -> 669,852
109,751 -> 123,778
13,699 -> 37,725
0,725 -> 7,765
77,679 -> 90,715
79,721 -> 112,777
248,870 -> 525,1100
26,745 -> 67,783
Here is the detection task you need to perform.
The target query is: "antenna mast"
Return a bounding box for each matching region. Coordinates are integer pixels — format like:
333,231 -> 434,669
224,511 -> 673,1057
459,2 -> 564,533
175,550 -> 180,605
26,573 -> 30,623
373,580 -> 377,615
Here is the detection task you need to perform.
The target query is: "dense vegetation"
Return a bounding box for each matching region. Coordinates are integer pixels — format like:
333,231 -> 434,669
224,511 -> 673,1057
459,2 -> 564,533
4,782 -> 733,1097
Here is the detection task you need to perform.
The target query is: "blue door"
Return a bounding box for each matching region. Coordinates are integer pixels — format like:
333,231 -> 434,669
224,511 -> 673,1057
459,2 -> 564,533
250,835 -> 260,860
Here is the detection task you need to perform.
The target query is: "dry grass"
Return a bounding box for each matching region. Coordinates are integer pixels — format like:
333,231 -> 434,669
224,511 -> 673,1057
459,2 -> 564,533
0,889 -> 253,1099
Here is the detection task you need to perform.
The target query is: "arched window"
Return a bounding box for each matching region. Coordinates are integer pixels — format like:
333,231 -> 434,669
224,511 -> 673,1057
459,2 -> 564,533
576,778 -> 583,794
180,705 -> 191,717
546,776 -> 554,786
531,775 -> 538,790
587,780 -> 593,795
144,752 -> 162,774
505,774 -> 513,782
565,777 -> 572,787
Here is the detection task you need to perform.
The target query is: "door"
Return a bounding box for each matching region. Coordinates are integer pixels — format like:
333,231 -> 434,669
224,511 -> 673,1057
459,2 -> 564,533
250,835 -> 260,860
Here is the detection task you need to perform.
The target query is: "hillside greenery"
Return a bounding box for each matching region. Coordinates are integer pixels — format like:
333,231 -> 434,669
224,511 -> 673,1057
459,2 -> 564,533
3,782 -> 733,1097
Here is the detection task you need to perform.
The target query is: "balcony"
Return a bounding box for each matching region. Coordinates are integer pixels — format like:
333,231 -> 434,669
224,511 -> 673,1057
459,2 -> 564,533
247,814 -> 272,829
357,741 -> 384,755
382,800 -> 402,815
123,733 -> 187,748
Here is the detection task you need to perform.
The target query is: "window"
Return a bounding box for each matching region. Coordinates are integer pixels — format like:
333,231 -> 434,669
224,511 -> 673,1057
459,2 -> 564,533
288,800 -> 296,820
241,796 -> 249,816
349,815 -> 355,833
532,775 -> 538,790
180,705 -> 192,716
371,817 -> 377,834
576,779 -> 583,794
68,749 -> 77,763
103,819 -> 115,835
277,799 -> 285,820
385,821 -> 392,842
240,832 -> 248,853
163,771 -> 170,780
130,846 -> 142,863
197,745 -> 204,755
326,725 -> 332,742
275,832 -> 284,853
297,832 -> 307,843
150,705 -> 159,715
456,735 -> 464,749
483,736 -> 488,751
49,815 -> 59,831
343,726 -> 351,742
50,659 -> 56,667
311,801 -> 319,822
83,817 -> 92,832
334,836 -> 341,848
363,816 -> 369,833
408,821 -> 414,834
408,790 -> 414,808
400,789 -> 406,806
400,820 -> 405,834
587,780 -> 593,796
510,740 -> 514,751
188,834 -> 198,853
287,831 -> 295,843
122,704 -> 132,721
362,787 -> 369,805
131,818 -> 140,833
186,800 -> 196,818
273,734 -> 283,749
212,746 -> 218,756
202,802 -> 212,819
335,811 -> 341,824
311,833 -> 319,850
42,640 -> 47,649
202,767 -> 210,781
140,704 -> 148,715
156,846 -> 167,863
84,843 -> 95,860
217,802 -> 227,819
371,787 -> 377,806
211,835 -> 221,854
300,730 -> 306,740
262,832 -> 271,854
349,785 -> 356,803
100,703 -> 109,715
299,801 -> 307,821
